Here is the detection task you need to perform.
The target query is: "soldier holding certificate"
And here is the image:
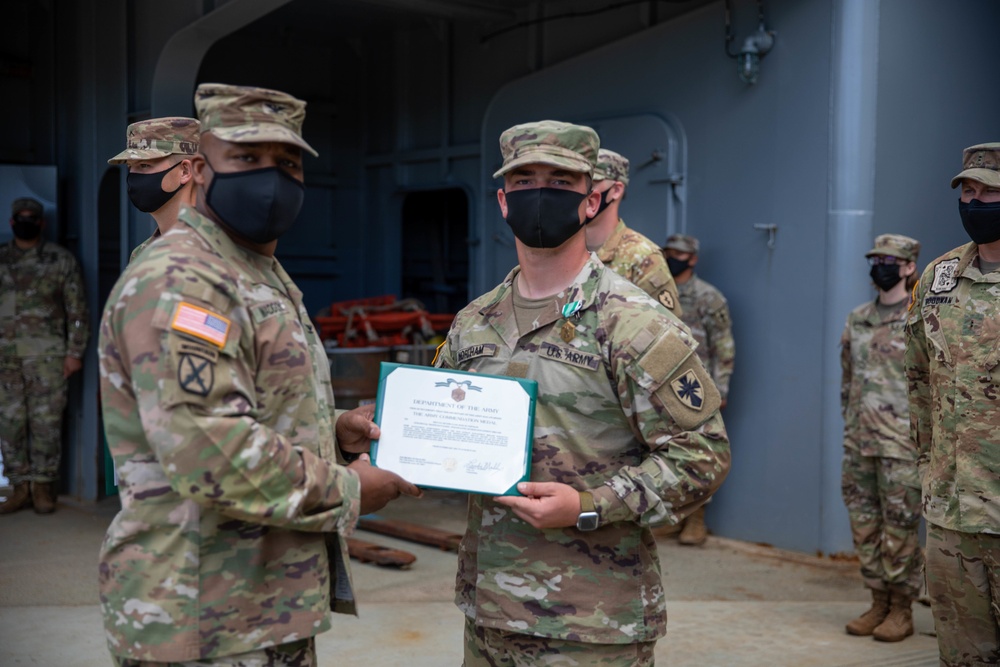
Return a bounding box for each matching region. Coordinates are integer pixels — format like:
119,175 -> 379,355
434,120 -> 731,665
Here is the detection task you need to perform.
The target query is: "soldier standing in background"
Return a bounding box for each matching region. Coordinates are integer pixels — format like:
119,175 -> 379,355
98,83 -> 419,666
584,148 -> 681,315
107,117 -> 200,262
0,197 -> 89,515
661,233 -> 735,545
907,143 -> 1000,665
435,120 -> 729,665
841,234 -> 922,642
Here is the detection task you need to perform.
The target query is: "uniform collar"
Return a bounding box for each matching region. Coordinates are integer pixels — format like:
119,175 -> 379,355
595,218 -> 627,263
479,253 -> 606,347
177,206 -> 277,273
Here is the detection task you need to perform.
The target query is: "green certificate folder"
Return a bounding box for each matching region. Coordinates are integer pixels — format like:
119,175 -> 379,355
370,362 -> 536,496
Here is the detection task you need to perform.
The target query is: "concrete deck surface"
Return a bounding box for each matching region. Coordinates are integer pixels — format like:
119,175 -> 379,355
0,490 -> 940,666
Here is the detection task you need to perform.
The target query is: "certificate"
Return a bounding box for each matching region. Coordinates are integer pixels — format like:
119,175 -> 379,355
370,362 -> 536,496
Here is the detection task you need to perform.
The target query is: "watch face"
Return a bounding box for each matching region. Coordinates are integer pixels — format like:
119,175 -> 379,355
577,512 -> 599,531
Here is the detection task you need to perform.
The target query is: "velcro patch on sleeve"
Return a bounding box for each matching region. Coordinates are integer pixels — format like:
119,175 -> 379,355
656,362 -> 721,430
171,302 -> 230,348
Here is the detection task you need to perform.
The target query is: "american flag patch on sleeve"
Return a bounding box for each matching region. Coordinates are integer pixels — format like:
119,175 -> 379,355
171,302 -> 231,348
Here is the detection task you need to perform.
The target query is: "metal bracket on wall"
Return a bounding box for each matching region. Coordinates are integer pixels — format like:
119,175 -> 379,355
754,223 -> 777,249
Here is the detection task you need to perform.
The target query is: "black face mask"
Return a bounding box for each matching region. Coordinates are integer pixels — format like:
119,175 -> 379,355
204,161 -> 305,244
959,198 -> 1000,245
667,256 -> 690,277
127,161 -> 183,213
870,264 -> 902,292
11,215 -> 42,241
503,188 -> 587,249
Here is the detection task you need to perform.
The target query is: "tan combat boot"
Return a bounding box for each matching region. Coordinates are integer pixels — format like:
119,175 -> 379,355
872,592 -> 914,642
678,506 -> 707,546
31,481 -> 57,514
845,588 -> 890,636
0,483 -> 32,514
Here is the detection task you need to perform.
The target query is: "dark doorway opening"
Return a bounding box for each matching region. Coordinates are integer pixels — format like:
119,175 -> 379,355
400,189 -> 469,315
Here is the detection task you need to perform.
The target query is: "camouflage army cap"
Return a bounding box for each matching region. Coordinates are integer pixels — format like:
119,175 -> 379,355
11,197 -> 43,216
107,117 -> 200,164
493,120 -> 598,179
593,149 -> 630,187
195,83 -> 318,157
950,142 -> 1000,189
866,233 -> 920,262
664,234 -> 700,254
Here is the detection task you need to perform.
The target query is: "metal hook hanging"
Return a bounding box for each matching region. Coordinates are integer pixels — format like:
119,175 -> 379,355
754,223 -> 777,250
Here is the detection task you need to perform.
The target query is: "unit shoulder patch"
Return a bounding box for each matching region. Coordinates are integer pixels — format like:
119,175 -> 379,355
670,370 -> 705,410
658,289 -> 675,310
929,258 -> 960,294
178,353 -> 215,396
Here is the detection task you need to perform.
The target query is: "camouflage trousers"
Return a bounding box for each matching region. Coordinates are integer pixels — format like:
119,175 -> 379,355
840,449 -> 923,596
463,617 -> 656,666
925,523 -> 1000,667
110,638 -> 316,667
0,355 -> 68,484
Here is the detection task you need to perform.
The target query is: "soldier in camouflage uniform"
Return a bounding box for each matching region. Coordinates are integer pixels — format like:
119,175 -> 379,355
841,233 -> 922,642
584,148 -> 681,315
661,234 -> 735,546
98,83 -> 419,667
434,120 -> 730,665
0,197 -> 89,515
906,143 -> 1000,666
107,117 -> 200,263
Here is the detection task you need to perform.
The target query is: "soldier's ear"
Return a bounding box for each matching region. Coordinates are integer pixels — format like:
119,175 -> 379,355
178,159 -> 194,184
190,154 -> 208,186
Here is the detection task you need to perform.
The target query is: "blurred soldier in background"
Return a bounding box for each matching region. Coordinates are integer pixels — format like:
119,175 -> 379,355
841,233 -> 922,642
0,197 -> 89,514
107,116 -> 200,262
585,148 -> 681,315
661,233 -> 735,546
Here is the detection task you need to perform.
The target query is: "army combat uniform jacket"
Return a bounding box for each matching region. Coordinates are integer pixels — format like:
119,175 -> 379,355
677,275 -> 735,400
98,208 -> 361,662
436,255 -> 730,644
597,218 -> 681,315
841,299 -> 913,460
0,239 -> 89,358
906,242 -> 1000,534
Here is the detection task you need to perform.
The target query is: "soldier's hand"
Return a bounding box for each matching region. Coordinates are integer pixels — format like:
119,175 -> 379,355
349,454 -> 421,515
63,355 -> 82,378
494,481 -> 580,529
336,405 -> 381,458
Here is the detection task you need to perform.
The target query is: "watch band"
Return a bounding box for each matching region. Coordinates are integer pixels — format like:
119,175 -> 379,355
579,490 -> 595,513
576,491 -> 599,531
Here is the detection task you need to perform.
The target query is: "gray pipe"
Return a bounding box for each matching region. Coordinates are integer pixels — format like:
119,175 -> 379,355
821,0 -> 881,555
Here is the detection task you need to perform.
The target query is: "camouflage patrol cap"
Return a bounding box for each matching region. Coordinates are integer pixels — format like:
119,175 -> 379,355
107,117 -> 200,164
493,120 -> 598,179
593,149 -> 630,187
11,197 -> 43,216
664,234 -> 700,254
195,83 -> 318,157
951,143 -> 1000,189
866,233 -> 920,262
